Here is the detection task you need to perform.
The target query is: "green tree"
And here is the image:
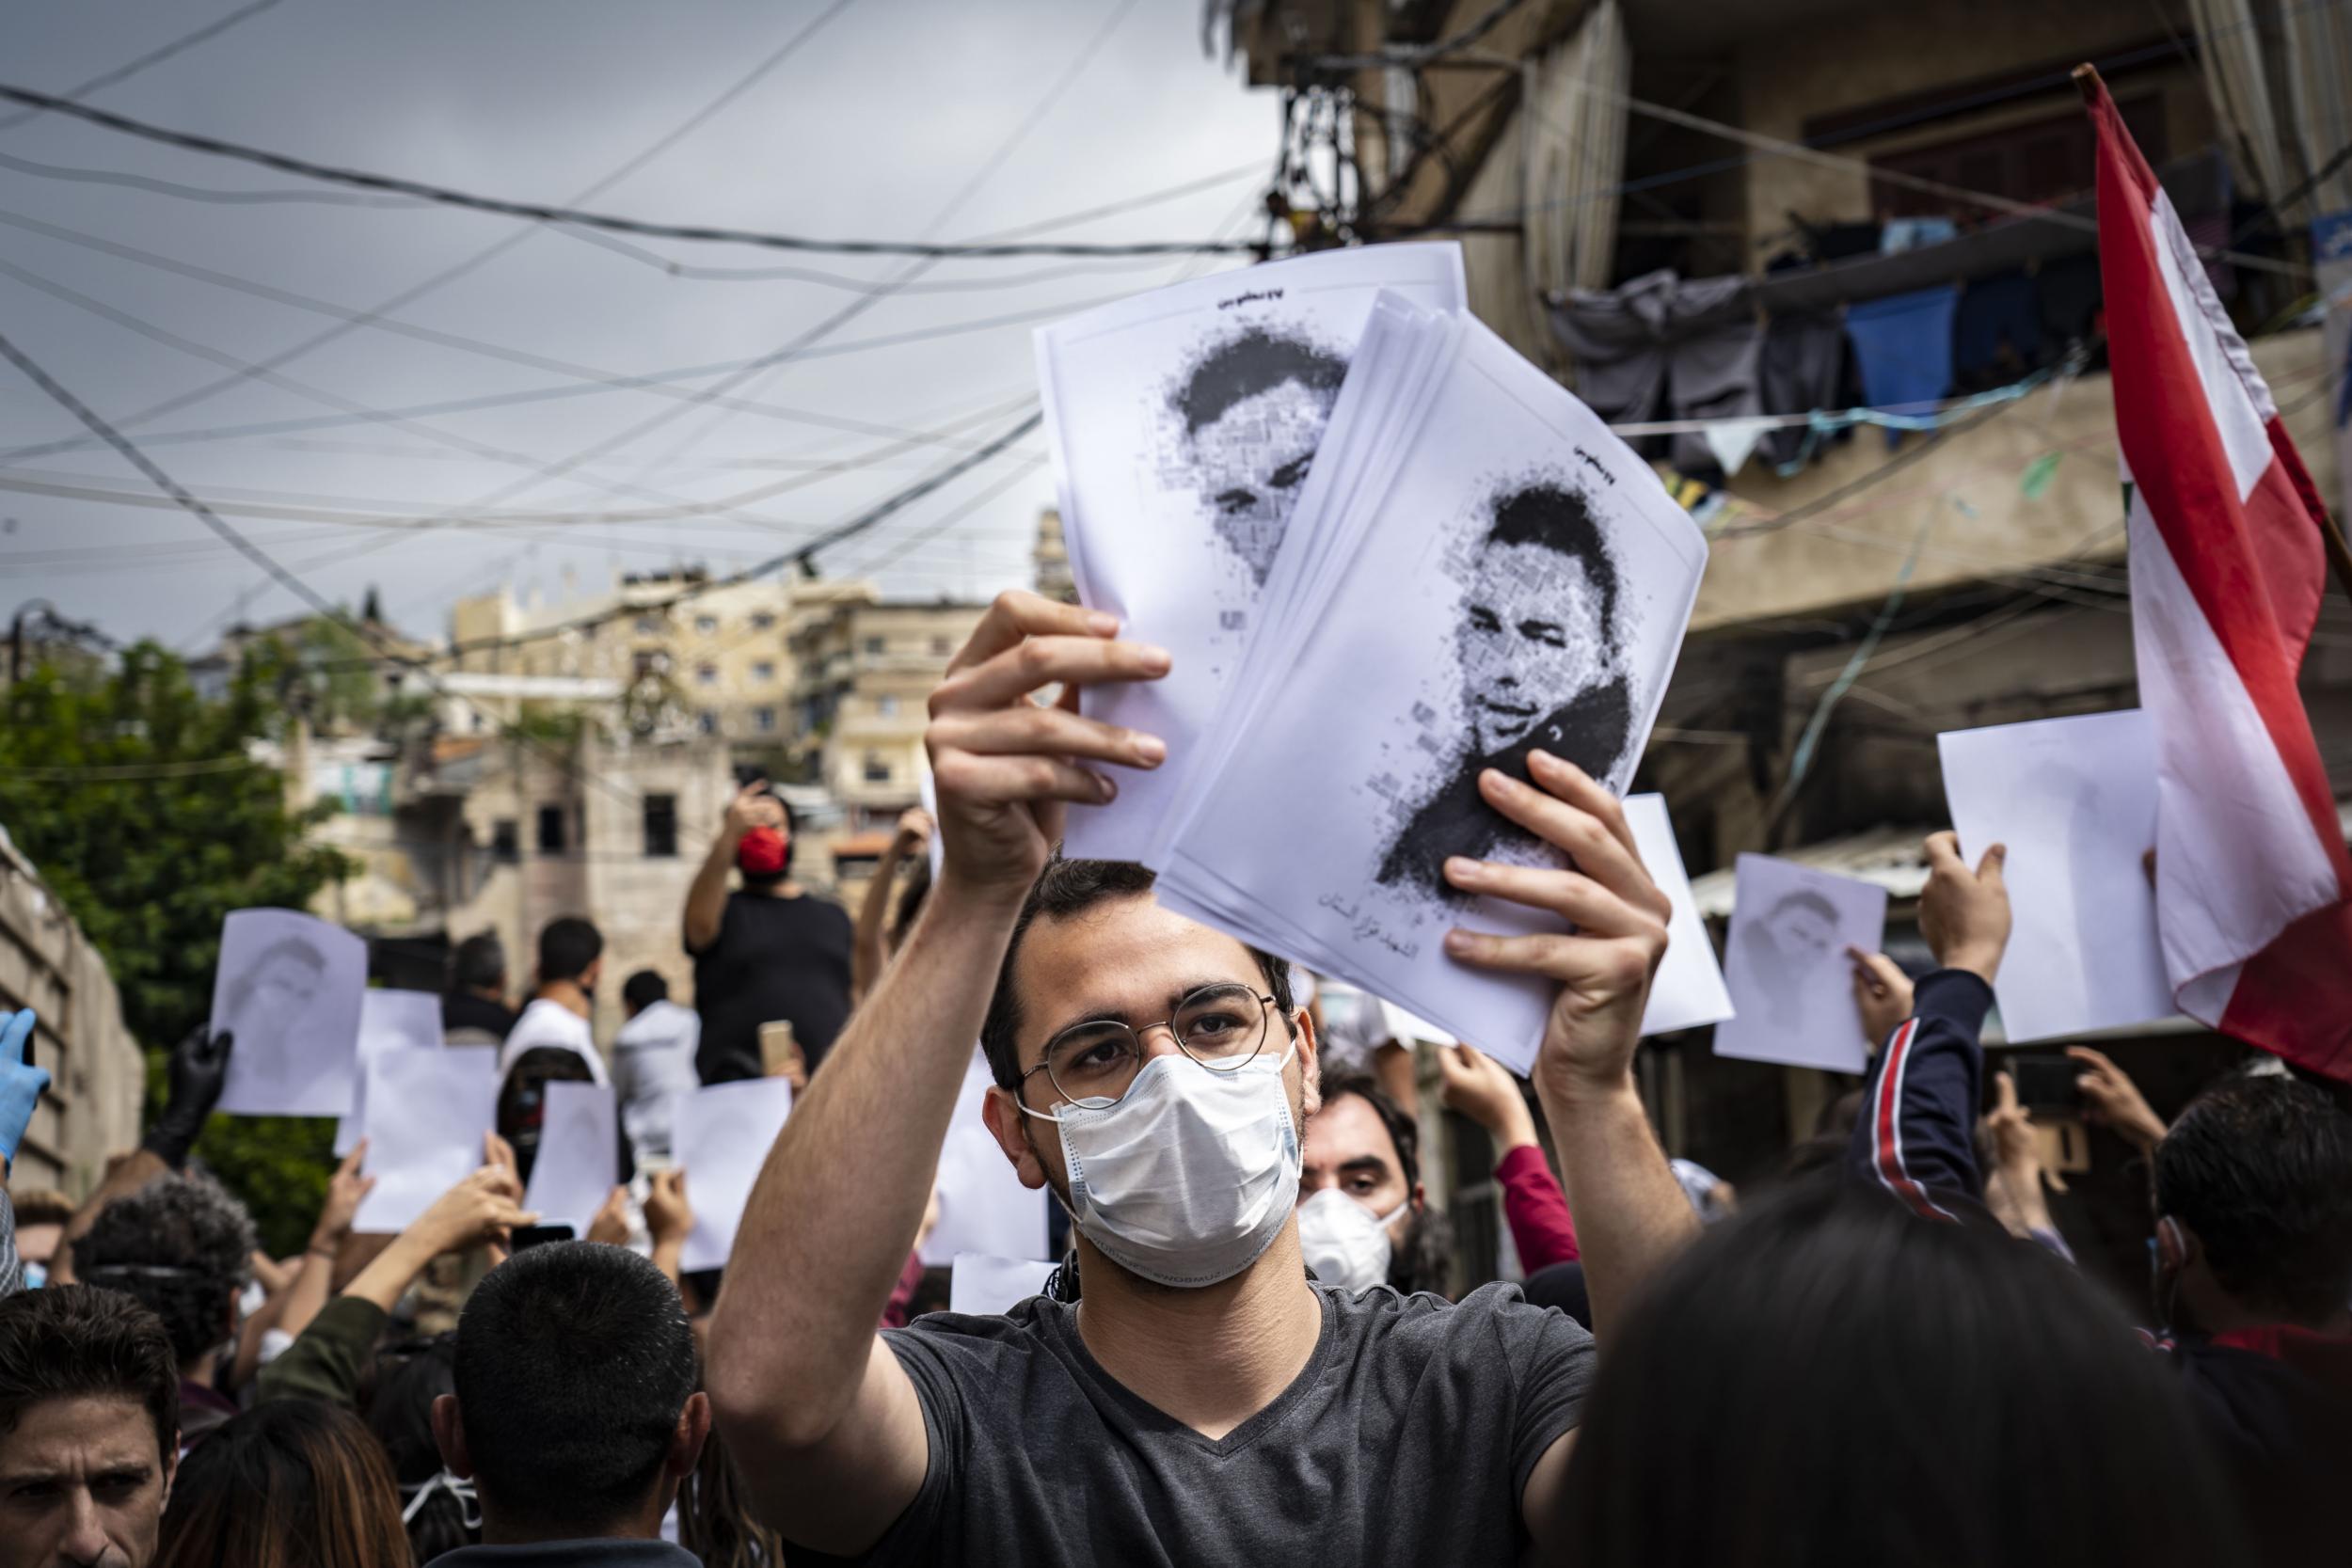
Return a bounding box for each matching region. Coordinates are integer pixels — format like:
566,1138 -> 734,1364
0,642 -> 353,1253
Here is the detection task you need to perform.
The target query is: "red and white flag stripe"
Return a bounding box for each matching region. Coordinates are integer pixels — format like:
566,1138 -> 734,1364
2084,70 -> 2352,1081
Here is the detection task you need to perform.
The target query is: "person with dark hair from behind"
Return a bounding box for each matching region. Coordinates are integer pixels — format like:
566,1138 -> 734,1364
152,1400 -> 408,1568
1378,483 -> 1635,900
0,1285 -> 180,1568
73,1173 -> 257,1450
611,970 -> 700,1165
1548,1180 -> 2242,1568
686,777 -> 853,1085
1295,1070 -> 1453,1296
367,1335 -> 482,1563
496,917 -> 608,1091
429,1241 -> 706,1565
2145,1069 -> 2352,1560
443,932 -> 517,1047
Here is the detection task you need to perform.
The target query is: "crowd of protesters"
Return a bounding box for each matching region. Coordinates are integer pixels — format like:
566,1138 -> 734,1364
2,590 -> 2348,1567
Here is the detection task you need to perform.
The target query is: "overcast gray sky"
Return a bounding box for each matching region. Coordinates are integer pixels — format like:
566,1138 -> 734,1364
0,0 -> 1278,650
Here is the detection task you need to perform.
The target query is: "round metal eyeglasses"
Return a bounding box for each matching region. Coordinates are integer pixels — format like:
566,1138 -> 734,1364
1018,983 -> 1278,1111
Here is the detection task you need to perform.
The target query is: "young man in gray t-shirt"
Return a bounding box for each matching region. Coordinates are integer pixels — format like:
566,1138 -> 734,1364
707,593 -> 1701,1565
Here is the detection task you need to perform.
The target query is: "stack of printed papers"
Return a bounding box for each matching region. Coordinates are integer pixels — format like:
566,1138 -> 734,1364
1037,252 -> 1708,1072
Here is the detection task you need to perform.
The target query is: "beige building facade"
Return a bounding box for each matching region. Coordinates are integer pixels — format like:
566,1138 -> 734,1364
790,596 -> 988,828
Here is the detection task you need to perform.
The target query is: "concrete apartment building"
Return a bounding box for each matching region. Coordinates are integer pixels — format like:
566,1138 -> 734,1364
789,594 -> 990,832
1223,0 -> 2352,1296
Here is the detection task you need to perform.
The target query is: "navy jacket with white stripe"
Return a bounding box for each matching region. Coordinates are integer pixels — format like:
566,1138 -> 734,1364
1845,969 -> 1994,1221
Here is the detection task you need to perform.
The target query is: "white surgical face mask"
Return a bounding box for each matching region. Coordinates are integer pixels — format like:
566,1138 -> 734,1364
1030,1041 -> 1301,1289
1295,1187 -> 1407,1293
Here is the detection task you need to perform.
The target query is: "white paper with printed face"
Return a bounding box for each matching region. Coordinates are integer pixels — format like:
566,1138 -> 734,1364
675,1077 -> 796,1274
1713,855 -> 1887,1074
352,1047 -> 500,1233
523,1080 -> 620,1233
1036,244 -> 1466,861
1155,314 -> 1707,1073
919,1051 -> 1050,1267
1625,795 -> 1736,1037
211,909 -> 369,1118
1938,710 -> 2176,1042
335,990 -> 445,1156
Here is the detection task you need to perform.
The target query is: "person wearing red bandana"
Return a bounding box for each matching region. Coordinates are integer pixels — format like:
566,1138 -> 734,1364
684,778 -> 854,1087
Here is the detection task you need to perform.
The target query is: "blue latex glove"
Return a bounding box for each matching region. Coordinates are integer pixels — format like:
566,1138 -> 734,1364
0,1010 -> 50,1168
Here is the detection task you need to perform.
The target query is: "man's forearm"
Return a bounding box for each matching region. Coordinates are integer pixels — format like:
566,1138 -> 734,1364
1534,1077 -> 1697,1343
709,876 -> 1022,1445
683,834 -> 736,949
54,1148 -> 169,1281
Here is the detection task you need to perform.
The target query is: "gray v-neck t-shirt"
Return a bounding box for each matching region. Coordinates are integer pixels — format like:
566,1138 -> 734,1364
823,1280 -> 1595,1567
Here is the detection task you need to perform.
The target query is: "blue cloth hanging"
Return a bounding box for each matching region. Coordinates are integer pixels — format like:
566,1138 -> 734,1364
1844,286 -> 1961,447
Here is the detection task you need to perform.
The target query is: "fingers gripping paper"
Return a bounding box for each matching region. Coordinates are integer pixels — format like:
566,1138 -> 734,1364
1937,710 -> 2177,1041
1149,296 -> 1708,1073
1713,855 -> 1887,1074
1037,245 -> 1467,861
676,1077 -> 795,1274
212,909 -> 369,1118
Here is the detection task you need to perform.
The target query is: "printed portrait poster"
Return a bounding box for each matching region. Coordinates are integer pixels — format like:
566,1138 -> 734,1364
1938,710 -> 2176,1042
1154,315 -> 1708,1072
1713,855 -> 1887,1074
1036,244 -> 1467,861
211,908 -> 369,1117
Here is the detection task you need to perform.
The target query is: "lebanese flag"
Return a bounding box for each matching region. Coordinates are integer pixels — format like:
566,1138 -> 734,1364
2080,68 -> 2352,1080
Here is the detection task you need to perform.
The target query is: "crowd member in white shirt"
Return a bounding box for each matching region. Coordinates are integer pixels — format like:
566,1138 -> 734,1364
498,917 -> 608,1086
612,970 -> 701,1164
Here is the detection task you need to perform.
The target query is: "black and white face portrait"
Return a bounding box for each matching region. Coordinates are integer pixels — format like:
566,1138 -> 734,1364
226,938 -> 327,1069
1174,327 -> 1347,586
1375,481 -> 1634,904
1740,891 -> 1842,1027
1459,539 -> 1613,757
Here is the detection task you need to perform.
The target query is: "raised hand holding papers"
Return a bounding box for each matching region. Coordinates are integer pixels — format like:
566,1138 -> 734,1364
1144,295 -> 1708,1073
212,909 -> 368,1118
1938,710 -> 2175,1041
522,1080 -> 619,1233
676,1077 -> 795,1273
1036,245 -> 1467,861
353,1047 -> 500,1233
1714,855 -> 1887,1073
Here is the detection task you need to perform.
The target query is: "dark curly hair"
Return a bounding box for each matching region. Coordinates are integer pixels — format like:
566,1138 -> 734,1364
76,1171 -> 255,1370
2155,1072 -> 2352,1324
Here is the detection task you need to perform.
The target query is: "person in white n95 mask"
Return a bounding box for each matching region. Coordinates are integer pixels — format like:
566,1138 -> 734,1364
1296,1070 -> 1452,1296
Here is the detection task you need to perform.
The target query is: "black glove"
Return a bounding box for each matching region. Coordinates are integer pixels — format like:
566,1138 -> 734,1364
142,1024 -> 232,1168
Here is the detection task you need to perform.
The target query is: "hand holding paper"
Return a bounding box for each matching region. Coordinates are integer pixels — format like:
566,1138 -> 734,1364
1917,831 -> 2011,984
1439,752 -> 1672,1102
925,590 -> 1169,899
